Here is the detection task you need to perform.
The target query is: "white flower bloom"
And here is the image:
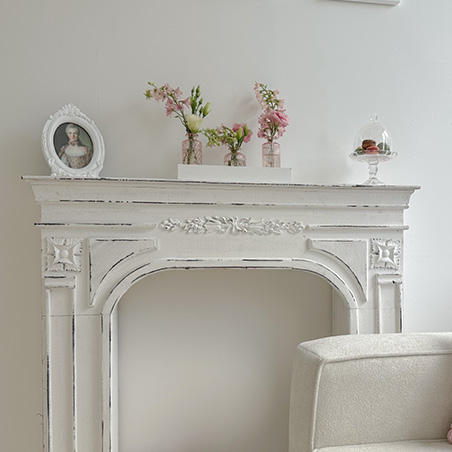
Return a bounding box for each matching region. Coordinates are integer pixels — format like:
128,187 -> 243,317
187,114 -> 203,133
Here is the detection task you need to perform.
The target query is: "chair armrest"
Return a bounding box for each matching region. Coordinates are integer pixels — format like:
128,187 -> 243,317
289,333 -> 452,452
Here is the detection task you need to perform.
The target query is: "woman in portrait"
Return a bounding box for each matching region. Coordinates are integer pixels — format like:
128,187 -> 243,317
58,123 -> 93,169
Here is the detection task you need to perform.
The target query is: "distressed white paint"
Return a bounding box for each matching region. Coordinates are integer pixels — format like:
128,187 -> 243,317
25,176 -> 417,452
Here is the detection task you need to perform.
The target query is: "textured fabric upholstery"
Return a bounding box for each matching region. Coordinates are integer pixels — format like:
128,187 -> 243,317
317,440 -> 451,452
289,333 -> 452,452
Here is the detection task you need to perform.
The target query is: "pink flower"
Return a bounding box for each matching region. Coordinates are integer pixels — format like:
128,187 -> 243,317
233,123 -> 253,143
263,109 -> 289,128
165,98 -> 176,116
257,108 -> 289,141
274,110 -> 290,127
232,123 -> 243,132
254,82 -> 289,142
145,82 -> 211,137
174,87 -> 183,99
151,87 -> 165,102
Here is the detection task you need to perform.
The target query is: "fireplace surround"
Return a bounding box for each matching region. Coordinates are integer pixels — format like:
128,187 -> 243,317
25,176 -> 418,452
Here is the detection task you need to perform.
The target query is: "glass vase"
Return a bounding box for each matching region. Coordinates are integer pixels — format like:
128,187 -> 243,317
182,134 -> 202,165
262,141 -> 281,168
224,150 -> 246,167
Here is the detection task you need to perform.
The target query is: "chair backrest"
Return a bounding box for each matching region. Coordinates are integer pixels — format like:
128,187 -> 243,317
289,333 -> 452,451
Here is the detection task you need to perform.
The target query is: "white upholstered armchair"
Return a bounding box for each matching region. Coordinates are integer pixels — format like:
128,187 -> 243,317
289,333 -> 452,452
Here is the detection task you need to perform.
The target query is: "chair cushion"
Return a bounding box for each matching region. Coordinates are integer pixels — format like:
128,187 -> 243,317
316,439 -> 451,452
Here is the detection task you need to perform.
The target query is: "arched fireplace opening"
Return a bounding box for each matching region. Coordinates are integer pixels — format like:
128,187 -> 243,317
117,268 -> 337,452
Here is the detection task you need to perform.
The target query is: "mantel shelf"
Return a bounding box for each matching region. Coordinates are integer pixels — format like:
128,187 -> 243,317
24,176 -> 419,218
23,174 -> 419,189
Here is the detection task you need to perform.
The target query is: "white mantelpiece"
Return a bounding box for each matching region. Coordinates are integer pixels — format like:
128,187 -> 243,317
25,176 -> 418,452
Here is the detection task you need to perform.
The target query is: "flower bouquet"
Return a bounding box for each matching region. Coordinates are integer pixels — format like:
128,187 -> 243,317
204,123 -> 253,166
254,82 -> 289,167
145,82 -> 211,164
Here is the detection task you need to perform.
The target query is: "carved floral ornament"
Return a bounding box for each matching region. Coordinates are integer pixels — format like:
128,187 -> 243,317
371,238 -> 401,270
46,237 -> 83,272
160,216 -> 304,235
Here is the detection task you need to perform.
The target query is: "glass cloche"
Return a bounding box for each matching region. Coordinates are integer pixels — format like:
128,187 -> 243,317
350,114 -> 397,185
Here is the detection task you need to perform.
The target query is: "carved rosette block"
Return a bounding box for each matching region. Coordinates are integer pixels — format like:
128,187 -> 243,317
46,237 -> 83,272
160,216 -> 304,235
371,239 -> 401,270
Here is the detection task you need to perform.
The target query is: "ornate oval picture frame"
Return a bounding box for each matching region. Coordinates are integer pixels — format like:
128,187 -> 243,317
41,104 -> 105,178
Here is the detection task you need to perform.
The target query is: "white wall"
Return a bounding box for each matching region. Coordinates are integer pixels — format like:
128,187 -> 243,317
2,0 -> 452,450
118,269 -> 332,452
